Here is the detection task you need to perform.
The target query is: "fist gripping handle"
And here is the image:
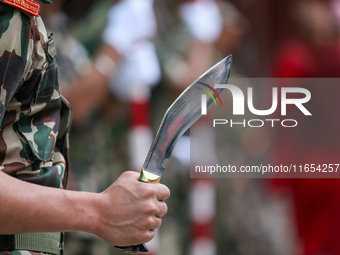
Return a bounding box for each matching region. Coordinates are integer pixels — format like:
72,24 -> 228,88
115,170 -> 161,254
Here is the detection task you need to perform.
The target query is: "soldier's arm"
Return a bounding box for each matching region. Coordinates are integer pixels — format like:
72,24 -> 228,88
0,171 -> 169,246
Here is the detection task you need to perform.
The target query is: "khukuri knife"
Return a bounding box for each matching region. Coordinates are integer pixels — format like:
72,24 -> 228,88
116,55 -> 232,254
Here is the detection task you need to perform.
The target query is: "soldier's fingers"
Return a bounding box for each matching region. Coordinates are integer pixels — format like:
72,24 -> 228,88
155,201 -> 168,218
150,217 -> 162,230
140,230 -> 155,244
155,184 -> 170,201
142,216 -> 162,231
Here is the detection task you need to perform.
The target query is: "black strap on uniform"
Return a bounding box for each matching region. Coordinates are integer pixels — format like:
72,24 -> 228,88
0,235 -> 15,250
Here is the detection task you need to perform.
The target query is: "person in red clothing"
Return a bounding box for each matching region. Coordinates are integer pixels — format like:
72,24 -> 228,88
271,1 -> 340,255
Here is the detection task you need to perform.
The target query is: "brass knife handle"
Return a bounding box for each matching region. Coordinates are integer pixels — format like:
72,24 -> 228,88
138,169 -> 161,184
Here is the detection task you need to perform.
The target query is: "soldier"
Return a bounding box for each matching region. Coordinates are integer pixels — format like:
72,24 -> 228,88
0,1 -> 170,255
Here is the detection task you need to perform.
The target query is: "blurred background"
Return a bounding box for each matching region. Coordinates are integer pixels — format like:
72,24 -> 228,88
40,0 -> 340,254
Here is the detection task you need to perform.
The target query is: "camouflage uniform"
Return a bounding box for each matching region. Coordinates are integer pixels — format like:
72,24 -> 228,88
0,1 -> 72,255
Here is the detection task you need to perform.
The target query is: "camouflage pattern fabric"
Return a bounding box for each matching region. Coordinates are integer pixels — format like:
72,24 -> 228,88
0,250 -> 51,255
0,3 -> 72,189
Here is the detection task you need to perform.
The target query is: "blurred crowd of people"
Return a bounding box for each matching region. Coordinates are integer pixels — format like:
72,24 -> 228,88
40,0 -> 340,254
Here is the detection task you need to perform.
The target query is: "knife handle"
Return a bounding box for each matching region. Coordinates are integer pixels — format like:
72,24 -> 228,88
115,243 -> 149,254
114,170 -> 162,254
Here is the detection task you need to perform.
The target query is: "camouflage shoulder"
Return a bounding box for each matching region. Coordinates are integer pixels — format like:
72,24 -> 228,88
0,2 -> 32,70
0,2 -> 37,122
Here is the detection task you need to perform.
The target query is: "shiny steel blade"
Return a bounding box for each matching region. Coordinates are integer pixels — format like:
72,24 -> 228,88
143,55 -> 232,176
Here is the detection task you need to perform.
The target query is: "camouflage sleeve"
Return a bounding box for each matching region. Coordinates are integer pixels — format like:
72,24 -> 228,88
0,4 -> 31,124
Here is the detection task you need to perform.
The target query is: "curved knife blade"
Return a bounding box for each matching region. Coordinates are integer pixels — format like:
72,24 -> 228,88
143,55 -> 232,177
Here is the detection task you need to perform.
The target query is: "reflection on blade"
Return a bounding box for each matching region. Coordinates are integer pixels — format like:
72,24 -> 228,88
143,55 -> 232,176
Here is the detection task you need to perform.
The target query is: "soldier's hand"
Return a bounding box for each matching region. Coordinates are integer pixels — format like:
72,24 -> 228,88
95,171 -> 170,246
